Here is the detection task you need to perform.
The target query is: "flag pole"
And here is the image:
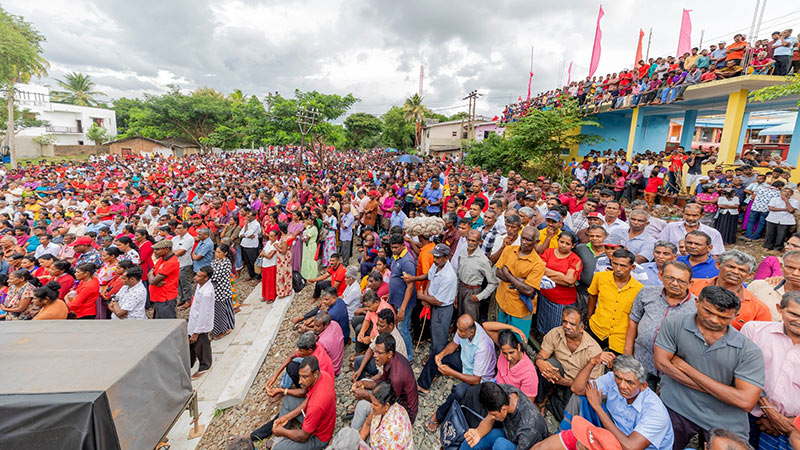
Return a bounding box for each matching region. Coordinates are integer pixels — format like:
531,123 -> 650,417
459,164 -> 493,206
645,27 -> 653,62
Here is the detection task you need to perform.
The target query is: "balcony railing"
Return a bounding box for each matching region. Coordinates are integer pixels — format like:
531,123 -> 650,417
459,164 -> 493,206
45,126 -> 81,134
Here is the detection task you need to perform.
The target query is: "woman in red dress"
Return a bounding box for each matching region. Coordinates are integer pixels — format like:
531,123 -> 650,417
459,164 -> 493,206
537,231 -> 582,336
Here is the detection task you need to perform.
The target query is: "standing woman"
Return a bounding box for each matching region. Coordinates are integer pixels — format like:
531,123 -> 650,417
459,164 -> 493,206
715,188 -> 740,245
260,229 -> 279,303
66,263 -> 100,320
116,236 -> 141,265
322,207 -> 338,267
537,231 -> 582,335
134,228 -> 155,276
210,244 -> 236,339
288,210 -> 305,272
275,222 -> 293,299
301,213 -> 319,280
1,270 -> 38,320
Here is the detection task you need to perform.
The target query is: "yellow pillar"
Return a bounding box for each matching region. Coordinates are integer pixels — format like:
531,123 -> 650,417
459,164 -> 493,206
717,89 -> 749,165
626,106 -> 642,161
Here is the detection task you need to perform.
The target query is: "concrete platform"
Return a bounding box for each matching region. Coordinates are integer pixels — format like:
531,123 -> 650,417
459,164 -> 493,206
165,283 -> 294,449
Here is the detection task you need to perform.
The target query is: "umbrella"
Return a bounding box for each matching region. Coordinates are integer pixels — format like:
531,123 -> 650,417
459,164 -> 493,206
393,154 -> 423,164
385,147 -> 399,153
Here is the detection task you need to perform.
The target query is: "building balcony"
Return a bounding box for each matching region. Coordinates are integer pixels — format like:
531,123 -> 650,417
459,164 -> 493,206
45,126 -> 82,134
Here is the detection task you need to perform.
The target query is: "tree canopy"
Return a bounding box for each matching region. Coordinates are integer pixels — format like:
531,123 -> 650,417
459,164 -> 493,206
50,72 -> 106,106
749,74 -> 800,107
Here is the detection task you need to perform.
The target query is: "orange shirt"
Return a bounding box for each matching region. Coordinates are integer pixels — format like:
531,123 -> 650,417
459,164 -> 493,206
416,242 -> 435,291
689,277 -> 771,330
726,41 -> 748,61
34,299 -> 69,320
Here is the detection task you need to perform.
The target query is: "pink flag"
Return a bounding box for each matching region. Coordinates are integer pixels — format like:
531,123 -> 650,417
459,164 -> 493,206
677,9 -> 692,56
526,71 -> 534,101
567,62 -> 573,84
589,5 -> 604,78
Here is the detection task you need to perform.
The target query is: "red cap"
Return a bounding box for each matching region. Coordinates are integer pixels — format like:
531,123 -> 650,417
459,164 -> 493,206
70,236 -> 94,247
368,190 -> 379,197
572,416 -> 622,450
587,212 -> 605,219
191,214 -> 202,219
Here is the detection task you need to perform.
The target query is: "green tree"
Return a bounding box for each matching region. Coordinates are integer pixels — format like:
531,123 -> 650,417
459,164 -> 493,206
466,100 -> 601,179
381,106 -> 414,150
0,6 -> 49,168
86,123 -> 110,145
50,72 -> 106,106
111,97 -> 145,136
344,112 -> 382,148
449,111 -> 469,121
750,74 -> 800,106
402,93 -> 431,148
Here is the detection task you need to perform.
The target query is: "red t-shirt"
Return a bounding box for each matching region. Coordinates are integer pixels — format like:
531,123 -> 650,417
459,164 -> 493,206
465,193 -> 489,212
670,154 -> 687,172
302,371 -> 336,443
539,249 -> 581,304
149,254 -> 180,302
67,277 -> 99,318
296,345 -> 336,381
645,176 -> 664,193
328,264 -> 347,296
566,196 -> 587,215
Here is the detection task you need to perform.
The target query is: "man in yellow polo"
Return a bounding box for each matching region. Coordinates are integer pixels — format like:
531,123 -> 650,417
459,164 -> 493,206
495,226 -> 545,340
587,248 -> 643,353
534,210 -> 563,254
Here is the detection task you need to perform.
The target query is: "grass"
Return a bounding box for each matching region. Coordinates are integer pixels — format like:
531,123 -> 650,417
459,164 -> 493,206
5,154 -> 91,167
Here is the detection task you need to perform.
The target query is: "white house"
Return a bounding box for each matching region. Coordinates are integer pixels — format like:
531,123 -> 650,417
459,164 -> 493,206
14,83 -> 117,147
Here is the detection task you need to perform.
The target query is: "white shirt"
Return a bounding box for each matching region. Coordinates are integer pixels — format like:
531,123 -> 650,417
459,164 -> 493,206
238,220 -> 262,248
574,167 -> 587,183
342,280 -> 362,320
34,242 -> 62,258
262,241 -> 277,267
172,233 -> 195,267
603,217 -> 629,236
427,261 -> 457,307
188,281 -> 215,334
766,197 -> 799,225
112,282 -> 148,320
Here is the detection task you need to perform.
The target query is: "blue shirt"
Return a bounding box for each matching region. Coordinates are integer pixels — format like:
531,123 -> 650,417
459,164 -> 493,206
328,298 -> 350,343
427,261 -> 457,307
389,250 -> 417,312
192,238 -> 214,271
677,255 -> 719,279
594,372 -> 674,450
638,262 -> 663,287
422,186 -> 443,214
390,210 -> 408,229
339,212 -> 355,241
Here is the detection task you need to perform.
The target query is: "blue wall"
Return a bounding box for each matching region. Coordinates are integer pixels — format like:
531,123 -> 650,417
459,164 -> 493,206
577,112 -> 672,156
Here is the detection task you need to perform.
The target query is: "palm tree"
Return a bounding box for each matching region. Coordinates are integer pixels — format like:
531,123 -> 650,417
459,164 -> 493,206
50,72 -> 106,106
402,93 -> 430,148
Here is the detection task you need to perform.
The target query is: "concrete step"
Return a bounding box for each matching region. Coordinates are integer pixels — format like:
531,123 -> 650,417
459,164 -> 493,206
194,343 -> 248,402
164,400 -> 216,450
230,305 -> 271,346
215,292 -> 293,409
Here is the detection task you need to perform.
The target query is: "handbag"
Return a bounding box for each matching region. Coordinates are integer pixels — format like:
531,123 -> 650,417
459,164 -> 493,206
440,401 -> 484,450
292,270 -> 306,293
254,257 -> 262,275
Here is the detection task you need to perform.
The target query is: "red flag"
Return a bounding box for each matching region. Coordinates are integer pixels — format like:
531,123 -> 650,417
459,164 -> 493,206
491,115 -> 499,121
226,198 -> 236,212
567,62 -> 573,84
589,5 -> 604,77
635,29 -> 645,67
677,9 -> 692,57
526,72 -> 534,101
517,96 -> 522,101
187,190 -> 197,202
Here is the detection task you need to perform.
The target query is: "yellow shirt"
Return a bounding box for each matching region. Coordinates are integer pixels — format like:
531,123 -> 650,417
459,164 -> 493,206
495,245 -> 546,317
25,203 -> 42,220
587,271 -> 643,353
537,228 -> 561,250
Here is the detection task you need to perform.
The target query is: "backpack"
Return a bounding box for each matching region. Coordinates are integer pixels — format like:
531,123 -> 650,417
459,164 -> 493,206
440,401 -> 484,450
292,270 -> 306,293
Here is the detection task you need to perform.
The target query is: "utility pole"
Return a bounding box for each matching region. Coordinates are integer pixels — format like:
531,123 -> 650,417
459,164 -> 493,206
462,90 -> 479,141
698,29 -> 705,49
296,105 -> 320,165
645,28 -> 653,62
265,91 -> 278,113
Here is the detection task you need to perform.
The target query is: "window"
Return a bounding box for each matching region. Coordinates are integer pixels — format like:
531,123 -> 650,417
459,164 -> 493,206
462,132 -> 468,139
78,140 -> 84,145
93,118 -> 103,127
76,120 -> 83,133
451,131 -> 457,137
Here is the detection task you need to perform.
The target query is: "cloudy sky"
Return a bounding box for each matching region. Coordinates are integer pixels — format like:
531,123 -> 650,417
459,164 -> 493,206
7,0 -> 800,118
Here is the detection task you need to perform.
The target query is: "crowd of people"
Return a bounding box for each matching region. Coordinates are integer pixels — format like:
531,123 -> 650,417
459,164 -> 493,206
2,148 -> 800,450
501,29 -> 800,122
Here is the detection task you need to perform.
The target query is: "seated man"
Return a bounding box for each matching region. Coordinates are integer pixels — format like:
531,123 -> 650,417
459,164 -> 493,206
307,252 -> 347,302
741,291 -> 800,450
689,250 -> 771,330
352,289 -> 394,354
462,382 -> 549,450
535,354 -> 674,450
311,311 -> 343,376
352,308 -> 406,381
340,266 -> 362,322
535,307 -> 604,422
677,230 -> 719,279
292,286 -> 350,345
250,356 -> 336,449
349,333 -> 418,431
418,314 -> 497,431
264,331 -> 335,393
717,60 -> 744,78
655,285 -> 765,449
